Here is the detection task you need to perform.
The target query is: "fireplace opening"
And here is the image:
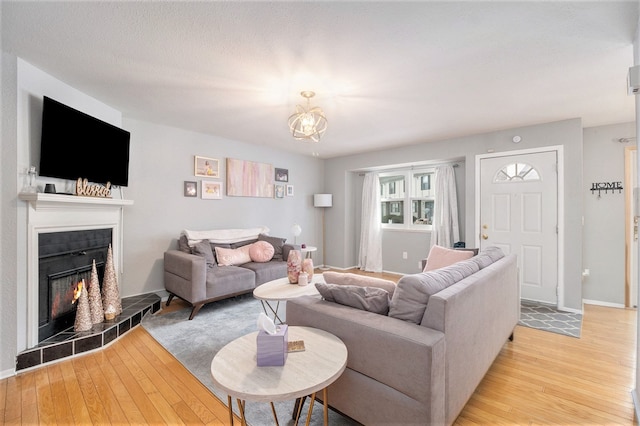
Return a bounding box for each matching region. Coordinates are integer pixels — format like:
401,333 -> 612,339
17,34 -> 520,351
39,228 -> 112,342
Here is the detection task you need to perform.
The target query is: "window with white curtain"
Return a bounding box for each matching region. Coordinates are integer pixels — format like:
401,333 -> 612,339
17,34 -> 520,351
380,169 -> 435,230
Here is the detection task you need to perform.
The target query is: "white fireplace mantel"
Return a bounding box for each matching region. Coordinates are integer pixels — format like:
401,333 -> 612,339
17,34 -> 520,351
19,192 -> 133,348
19,192 -> 134,209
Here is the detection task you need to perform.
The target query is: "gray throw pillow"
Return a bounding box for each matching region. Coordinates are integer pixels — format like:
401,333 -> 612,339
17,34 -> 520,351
209,242 -> 231,264
388,259 -> 480,324
322,271 -> 397,298
469,246 -> 505,269
315,283 -> 390,315
192,240 -> 216,268
178,234 -> 192,253
258,234 -> 287,260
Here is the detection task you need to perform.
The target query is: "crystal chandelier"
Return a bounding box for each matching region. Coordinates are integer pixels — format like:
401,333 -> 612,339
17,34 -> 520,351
287,91 -> 328,142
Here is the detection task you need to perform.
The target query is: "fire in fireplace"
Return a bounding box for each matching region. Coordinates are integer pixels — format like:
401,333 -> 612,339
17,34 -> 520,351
38,229 -> 112,342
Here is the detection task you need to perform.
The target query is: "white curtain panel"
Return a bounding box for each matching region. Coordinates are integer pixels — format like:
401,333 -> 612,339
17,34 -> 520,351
430,165 -> 460,249
358,172 -> 383,272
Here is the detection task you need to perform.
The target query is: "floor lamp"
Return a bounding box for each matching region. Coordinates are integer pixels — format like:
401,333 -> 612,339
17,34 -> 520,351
314,194 -> 333,270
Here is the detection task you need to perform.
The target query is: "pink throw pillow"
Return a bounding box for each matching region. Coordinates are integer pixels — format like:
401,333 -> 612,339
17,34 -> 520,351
215,245 -> 252,266
249,241 -> 275,263
423,245 -> 474,271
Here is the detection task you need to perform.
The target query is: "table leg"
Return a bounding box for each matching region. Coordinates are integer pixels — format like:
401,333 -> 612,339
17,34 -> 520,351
305,392 -> 317,426
323,388 -> 328,426
227,395 -> 234,425
237,398 -> 247,426
259,300 -> 284,324
270,402 -> 279,426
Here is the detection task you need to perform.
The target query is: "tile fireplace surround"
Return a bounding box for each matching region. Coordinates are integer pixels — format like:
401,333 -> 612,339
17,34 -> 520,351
17,192 -> 144,370
16,293 -> 161,371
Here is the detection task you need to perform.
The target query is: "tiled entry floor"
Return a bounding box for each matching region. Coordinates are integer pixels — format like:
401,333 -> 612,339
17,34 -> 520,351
16,293 -> 161,372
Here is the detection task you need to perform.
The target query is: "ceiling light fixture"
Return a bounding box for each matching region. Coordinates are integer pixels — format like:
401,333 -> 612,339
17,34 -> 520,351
288,91 -> 327,142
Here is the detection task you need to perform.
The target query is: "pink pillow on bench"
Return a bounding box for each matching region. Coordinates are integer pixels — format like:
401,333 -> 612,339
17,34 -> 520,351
423,245 -> 474,271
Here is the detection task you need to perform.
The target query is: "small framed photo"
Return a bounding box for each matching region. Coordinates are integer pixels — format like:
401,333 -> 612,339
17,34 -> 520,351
184,181 -> 197,197
286,184 -> 294,196
195,156 -> 220,178
201,180 -> 222,199
275,184 -> 285,198
275,168 -> 289,182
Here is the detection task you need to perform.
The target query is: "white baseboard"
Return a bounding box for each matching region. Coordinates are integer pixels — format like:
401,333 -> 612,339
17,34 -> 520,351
633,389 -> 640,423
582,299 -> 625,309
0,368 -> 15,380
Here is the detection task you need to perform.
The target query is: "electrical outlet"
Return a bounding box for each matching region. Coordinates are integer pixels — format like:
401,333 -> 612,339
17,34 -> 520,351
402,251 -> 408,259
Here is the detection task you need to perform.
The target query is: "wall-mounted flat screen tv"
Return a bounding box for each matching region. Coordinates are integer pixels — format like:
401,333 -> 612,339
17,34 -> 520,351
39,96 -> 131,187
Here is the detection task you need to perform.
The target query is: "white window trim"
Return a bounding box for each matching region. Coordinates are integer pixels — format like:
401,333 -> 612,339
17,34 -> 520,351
380,168 -> 435,231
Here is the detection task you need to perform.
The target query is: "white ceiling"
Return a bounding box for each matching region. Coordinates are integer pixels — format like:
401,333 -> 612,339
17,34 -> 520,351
3,1 -> 639,158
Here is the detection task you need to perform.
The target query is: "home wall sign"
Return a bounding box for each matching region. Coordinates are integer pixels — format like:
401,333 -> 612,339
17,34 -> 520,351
590,181 -> 623,197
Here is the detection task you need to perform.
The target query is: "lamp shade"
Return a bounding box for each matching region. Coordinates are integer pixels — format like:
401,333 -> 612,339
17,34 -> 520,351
314,194 -> 333,208
291,224 -> 302,237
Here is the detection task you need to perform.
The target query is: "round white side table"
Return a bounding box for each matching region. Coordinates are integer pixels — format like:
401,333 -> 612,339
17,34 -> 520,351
210,326 -> 348,425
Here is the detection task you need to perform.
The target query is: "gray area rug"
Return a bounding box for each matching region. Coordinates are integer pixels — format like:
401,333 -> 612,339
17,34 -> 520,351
519,300 -> 582,338
142,294 -> 357,425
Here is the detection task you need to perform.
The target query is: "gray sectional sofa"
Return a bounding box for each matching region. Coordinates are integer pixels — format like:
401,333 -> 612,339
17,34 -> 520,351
164,232 -> 298,319
286,247 -> 519,426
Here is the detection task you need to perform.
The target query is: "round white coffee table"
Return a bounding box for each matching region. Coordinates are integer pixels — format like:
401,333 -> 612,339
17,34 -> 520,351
210,326 -> 348,426
253,275 -> 323,324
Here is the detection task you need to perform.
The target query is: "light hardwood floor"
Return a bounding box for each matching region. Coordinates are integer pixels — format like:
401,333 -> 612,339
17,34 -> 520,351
1,270 -> 637,425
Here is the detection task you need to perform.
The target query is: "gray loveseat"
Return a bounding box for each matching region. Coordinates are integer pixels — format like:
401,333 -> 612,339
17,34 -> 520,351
164,230 -> 298,319
286,247 -> 519,425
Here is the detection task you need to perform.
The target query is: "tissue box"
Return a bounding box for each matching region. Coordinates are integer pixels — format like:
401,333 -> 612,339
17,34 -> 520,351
257,324 -> 288,366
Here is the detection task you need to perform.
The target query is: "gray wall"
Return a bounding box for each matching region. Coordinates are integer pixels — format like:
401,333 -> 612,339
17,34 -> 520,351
324,118 -> 584,310
121,118 -> 325,296
582,122 -> 636,306
1,39 -> 21,377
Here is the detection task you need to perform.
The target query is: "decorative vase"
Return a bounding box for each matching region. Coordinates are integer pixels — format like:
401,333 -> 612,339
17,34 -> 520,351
302,258 -> 314,281
287,249 -> 302,284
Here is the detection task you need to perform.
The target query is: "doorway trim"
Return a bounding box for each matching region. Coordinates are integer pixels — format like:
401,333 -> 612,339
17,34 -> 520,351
475,145 -> 565,309
624,145 -> 637,308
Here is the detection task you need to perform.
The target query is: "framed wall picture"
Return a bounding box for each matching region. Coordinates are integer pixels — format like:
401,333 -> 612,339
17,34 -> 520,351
195,156 -> 220,178
286,184 -> 294,196
201,180 -> 222,199
275,184 -> 285,198
184,181 -> 197,197
275,168 -> 289,182
226,158 -> 274,198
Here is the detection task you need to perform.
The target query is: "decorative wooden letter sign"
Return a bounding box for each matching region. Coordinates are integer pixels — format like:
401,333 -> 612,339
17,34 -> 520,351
76,178 -> 112,198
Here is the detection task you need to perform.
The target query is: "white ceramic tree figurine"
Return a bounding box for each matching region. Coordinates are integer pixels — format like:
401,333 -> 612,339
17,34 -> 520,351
102,244 -> 122,318
74,280 -> 92,332
88,259 -> 104,324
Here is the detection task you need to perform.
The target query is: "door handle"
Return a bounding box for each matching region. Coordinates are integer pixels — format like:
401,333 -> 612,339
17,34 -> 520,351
482,234 -> 489,240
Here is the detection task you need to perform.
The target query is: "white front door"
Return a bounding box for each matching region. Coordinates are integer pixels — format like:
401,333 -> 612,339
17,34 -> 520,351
479,151 -> 559,304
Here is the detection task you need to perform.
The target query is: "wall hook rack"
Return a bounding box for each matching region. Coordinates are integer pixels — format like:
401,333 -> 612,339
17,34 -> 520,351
591,181 -> 623,198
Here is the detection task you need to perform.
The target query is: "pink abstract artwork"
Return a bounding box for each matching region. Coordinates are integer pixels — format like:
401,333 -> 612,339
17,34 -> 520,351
226,158 -> 274,198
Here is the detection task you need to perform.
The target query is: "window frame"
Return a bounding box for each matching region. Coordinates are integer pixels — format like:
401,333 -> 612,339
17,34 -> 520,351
380,168 -> 436,231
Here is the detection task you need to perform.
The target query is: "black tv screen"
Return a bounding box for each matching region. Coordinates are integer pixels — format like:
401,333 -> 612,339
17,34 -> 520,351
39,96 -> 131,187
